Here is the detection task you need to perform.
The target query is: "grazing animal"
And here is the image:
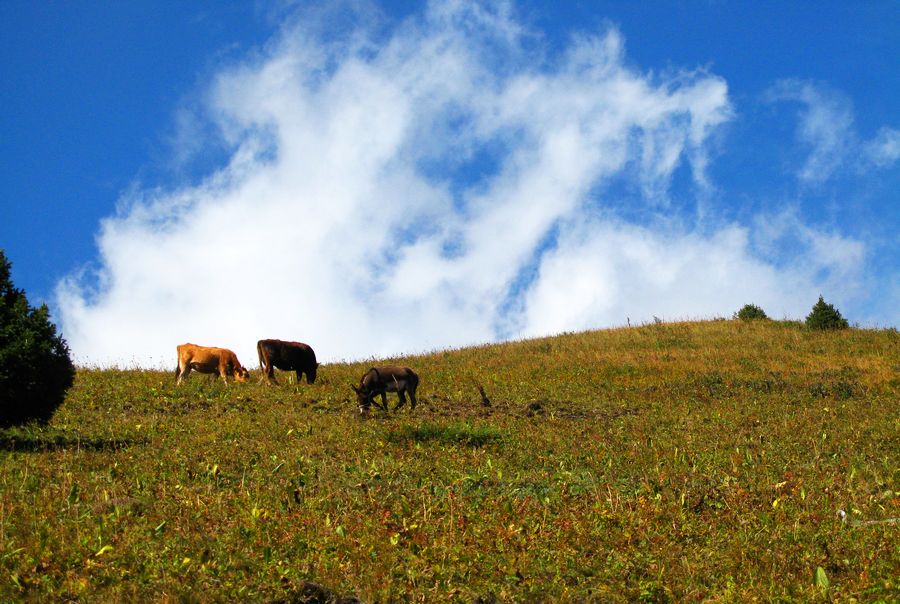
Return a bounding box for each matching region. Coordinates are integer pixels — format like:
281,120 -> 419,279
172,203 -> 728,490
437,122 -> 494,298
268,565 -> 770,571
257,339 -> 318,385
352,366 -> 419,412
175,343 -> 249,385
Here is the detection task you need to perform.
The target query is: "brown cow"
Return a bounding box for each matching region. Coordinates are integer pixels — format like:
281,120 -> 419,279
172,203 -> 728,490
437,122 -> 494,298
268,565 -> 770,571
351,366 -> 419,412
257,339 -> 318,385
175,343 -> 249,385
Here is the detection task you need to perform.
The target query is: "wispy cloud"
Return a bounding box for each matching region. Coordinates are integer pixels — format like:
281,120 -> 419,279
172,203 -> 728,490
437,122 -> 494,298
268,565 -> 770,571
864,126 -> 900,168
56,2 -> 866,367
765,79 -> 855,185
767,79 -> 900,183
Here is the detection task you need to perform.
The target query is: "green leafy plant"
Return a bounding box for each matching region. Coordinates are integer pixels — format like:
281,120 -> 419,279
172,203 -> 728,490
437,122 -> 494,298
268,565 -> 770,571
0,249 -> 75,426
388,422 -> 503,446
735,303 -> 768,321
805,295 -> 849,330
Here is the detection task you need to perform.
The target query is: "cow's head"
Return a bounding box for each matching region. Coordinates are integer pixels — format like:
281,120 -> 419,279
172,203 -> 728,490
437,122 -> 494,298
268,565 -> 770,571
234,366 -> 250,383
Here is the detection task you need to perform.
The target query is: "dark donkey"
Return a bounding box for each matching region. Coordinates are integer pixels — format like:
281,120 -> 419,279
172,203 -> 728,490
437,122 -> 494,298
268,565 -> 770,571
352,366 -> 419,412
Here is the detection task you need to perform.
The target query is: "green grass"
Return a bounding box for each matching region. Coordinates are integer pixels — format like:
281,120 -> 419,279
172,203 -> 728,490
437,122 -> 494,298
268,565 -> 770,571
1,320 -> 898,602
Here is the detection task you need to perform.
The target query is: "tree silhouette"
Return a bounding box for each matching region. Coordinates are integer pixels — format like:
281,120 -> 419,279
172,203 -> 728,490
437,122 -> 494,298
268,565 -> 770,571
0,250 -> 75,426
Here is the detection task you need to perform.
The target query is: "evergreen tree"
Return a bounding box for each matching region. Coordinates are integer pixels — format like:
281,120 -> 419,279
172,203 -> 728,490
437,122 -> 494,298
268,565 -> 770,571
805,295 -> 849,331
0,250 -> 75,426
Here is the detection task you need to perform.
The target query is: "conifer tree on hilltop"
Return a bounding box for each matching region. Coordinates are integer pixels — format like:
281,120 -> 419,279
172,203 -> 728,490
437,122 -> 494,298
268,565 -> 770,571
0,249 -> 75,426
805,295 -> 849,331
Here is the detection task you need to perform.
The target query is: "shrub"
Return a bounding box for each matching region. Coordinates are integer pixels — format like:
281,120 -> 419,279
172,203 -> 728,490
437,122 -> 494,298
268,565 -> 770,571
805,295 -> 849,331
0,250 -> 75,426
735,304 -> 768,321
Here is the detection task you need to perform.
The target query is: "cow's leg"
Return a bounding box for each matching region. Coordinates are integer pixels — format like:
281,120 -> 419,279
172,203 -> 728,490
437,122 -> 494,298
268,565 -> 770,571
201,367 -> 216,384
409,387 -> 417,410
259,363 -> 275,385
377,391 -> 388,411
177,363 -> 191,385
395,389 -> 407,411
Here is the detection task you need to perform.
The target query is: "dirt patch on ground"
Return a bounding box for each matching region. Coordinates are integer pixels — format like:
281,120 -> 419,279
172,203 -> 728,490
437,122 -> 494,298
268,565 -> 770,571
267,580 -> 362,604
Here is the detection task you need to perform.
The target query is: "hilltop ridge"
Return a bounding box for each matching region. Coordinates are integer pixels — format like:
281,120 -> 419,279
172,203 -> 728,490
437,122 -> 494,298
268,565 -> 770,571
1,319 -> 897,601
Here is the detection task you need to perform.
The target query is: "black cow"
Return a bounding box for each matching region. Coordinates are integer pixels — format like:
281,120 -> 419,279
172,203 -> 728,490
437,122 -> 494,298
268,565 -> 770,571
257,339 -> 318,385
351,366 -> 418,412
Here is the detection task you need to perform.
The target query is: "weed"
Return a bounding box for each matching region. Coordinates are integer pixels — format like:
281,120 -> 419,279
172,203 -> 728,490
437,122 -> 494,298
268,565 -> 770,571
387,422 -> 503,447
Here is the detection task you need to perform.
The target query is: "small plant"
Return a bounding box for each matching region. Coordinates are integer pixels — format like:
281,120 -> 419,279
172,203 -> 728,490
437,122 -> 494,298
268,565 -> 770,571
387,422 -> 503,446
0,250 -> 75,426
735,304 -> 768,321
805,295 -> 849,330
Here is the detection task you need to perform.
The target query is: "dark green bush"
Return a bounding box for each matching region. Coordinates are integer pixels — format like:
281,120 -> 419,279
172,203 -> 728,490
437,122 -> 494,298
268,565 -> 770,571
735,304 -> 768,321
805,295 -> 849,331
0,250 -> 75,426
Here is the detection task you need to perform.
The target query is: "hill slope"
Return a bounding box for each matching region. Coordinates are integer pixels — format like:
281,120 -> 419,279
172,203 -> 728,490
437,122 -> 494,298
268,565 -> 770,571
1,320 -> 898,601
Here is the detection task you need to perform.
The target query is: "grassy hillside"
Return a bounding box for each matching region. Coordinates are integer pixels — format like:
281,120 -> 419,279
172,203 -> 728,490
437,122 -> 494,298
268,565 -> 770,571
1,320 -> 898,602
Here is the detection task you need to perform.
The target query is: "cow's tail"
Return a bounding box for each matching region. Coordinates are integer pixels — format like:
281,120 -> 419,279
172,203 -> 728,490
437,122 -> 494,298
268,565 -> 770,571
257,341 -> 270,384
257,340 -> 266,370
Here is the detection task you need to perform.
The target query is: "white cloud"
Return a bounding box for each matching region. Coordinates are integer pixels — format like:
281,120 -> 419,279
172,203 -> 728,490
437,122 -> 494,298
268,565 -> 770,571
766,80 -> 855,185
515,217 -> 863,335
768,80 -> 900,182
56,2 -> 866,368
864,127 -> 900,168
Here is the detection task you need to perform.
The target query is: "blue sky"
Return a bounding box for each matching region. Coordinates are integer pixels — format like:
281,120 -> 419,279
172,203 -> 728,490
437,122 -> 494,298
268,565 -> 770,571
1,1 -> 898,366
